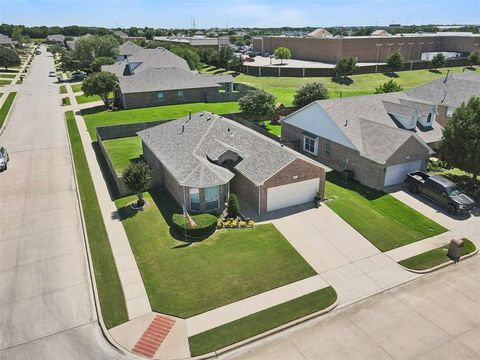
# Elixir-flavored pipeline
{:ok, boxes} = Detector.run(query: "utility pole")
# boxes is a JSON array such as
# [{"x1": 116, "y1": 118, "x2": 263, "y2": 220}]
[
  {"x1": 387, "y1": 43, "x2": 394, "y2": 57},
  {"x1": 408, "y1": 42, "x2": 414, "y2": 70},
  {"x1": 375, "y1": 43, "x2": 383, "y2": 73},
  {"x1": 415, "y1": 42, "x2": 425, "y2": 69},
  {"x1": 398, "y1": 42, "x2": 404, "y2": 56}
]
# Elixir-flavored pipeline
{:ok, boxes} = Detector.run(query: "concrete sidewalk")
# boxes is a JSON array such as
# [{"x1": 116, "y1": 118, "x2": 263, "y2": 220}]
[
  {"x1": 65, "y1": 83, "x2": 151, "y2": 320},
  {"x1": 187, "y1": 275, "x2": 329, "y2": 336}
]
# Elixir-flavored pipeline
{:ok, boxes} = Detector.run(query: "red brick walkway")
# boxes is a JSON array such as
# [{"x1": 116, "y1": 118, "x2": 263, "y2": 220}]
[{"x1": 132, "y1": 315, "x2": 176, "y2": 358}]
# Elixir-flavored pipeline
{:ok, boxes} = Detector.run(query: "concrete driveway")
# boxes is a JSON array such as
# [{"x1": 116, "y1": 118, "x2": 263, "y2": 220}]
[
  {"x1": 0, "y1": 48, "x2": 126, "y2": 359},
  {"x1": 272, "y1": 205, "x2": 418, "y2": 306}
]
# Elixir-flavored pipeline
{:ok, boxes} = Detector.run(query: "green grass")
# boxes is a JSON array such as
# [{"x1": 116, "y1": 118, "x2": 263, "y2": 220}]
[
  {"x1": 189, "y1": 287, "x2": 337, "y2": 356},
  {"x1": 399, "y1": 239, "x2": 476, "y2": 271},
  {"x1": 115, "y1": 191, "x2": 316, "y2": 318},
  {"x1": 59, "y1": 84, "x2": 67, "y2": 94},
  {"x1": 325, "y1": 172, "x2": 447, "y2": 252},
  {"x1": 264, "y1": 120, "x2": 281, "y2": 137},
  {"x1": 83, "y1": 101, "x2": 240, "y2": 140},
  {"x1": 62, "y1": 97, "x2": 71, "y2": 106},
  {"x1": 65, "y1": 111, "x2": 128, "y2": 329},
  {"x1": 235, "y1": 66, "x2": 471, "y2": 106},
  {"x1": 0, "y1": 92, "x2": 16, "y2": 128},
  {"x1": 71, "y1": 83, "x2": 83, "y2": 93},
  {"x1": 16, "y1": 80, "x2": 22, "y2": 85},
  {"x1": 0, "y1": 79, "x2": 11, "y2": 86},
  {"x1": 75, "y1": 93, "x2": 111, "y2": 105},
  {"x1": 429, "y1": 166, "x2": 480, "y2": 204},
  {"x1": 102, "y1": 136, "x2": 143, "y2": 174},
  {"x1": 0, "y1": 74, "x2": 16, "y2": 79}
]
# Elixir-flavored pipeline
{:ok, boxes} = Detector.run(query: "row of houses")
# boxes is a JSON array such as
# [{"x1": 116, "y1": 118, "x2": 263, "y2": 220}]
[{"x1": 133, "y1": 72, "x2": 480, "y2": 215}]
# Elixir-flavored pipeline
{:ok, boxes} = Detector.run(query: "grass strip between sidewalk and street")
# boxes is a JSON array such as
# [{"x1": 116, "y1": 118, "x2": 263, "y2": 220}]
[
  {"x1": 0, "y1": 92, "x2": 17, "y2": 129},
  {"x1": 59, "y1": 84, "x2": 67, "y2": 94},
  {"x1": 399, "y1": 239, "x2": 476, "y2": 271},
  {"x1": 188, "y1": 287, "x2": 337, "y2": 356},
  {"x1": 65, "y1": 111, "x2": 128, "y2": 329}
]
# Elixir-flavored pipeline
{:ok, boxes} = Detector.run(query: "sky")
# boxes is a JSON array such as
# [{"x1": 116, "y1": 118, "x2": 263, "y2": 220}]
[{"x1": 0, "y1": 0, "x2": 479, "y2": 29}]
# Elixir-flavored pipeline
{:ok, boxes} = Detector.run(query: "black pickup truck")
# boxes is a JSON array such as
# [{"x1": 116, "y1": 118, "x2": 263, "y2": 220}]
[{"x1": 405, "y1": 171, "x2": 475, "y2": 214}]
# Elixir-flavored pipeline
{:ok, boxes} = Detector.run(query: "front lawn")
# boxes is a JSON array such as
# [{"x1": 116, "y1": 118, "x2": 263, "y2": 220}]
[
  {"x1": 65, "y1": 111, "x2": 128, "y2": 329},
  {"x1": 76, "y1": 93, "x2": 112, "y2": 105},
  {"x1": 59, "y1": 84, "x2": 67, "y2": 94},
  {"x1": 71, "y1": 83, "x2": 83, "y2": 93},
  {"x1": 325, "y1": 172, "x2": 447, "y2": 252},
  {"x1": 82, "y1": 101, "x2": 240, "y2": 140},
  {"x1": 188, "y1": 287, "x2": 337, "y2": 356},
  {"x1": 0, "y1": 74, "x2": 16, "y2": 79},
  {"x1": 115, "y1": 191, "x2": 316, "y2": 318},
  {"x1": 399, "y1": 239, "x2": 476, "y2": 271},
  {"x1": 102, "y1": 136, "x2": 143, "y2": 174},
  {"x1": 0, "y1": 79, "x2": 11, "y2": 86}
]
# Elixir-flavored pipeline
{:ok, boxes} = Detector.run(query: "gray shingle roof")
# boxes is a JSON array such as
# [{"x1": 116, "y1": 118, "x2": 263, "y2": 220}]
[
  {"x1": 114, "y1": 30, "x2": 128, "y2": 38},
  {"x1": 46, "y1": 34, "x2": 65, "y2": 42},
  {"x1": 406, "y1": 73, "x2": 480, "y2": 109},
  {"x1": 0, "y1": 33, "x2": 13, "y2": 45},
  {"x1": 382, "y1": 101, "x2": 416, "y2": 119},
  {"x1": 138, "y1": 112, "x2": 328, "y2": 188},
  {"x1": 118, "y1": 67, "x2": 231, "y2": 93},
  {"x1": 118, "y1": 41, "x2": 143, "y2": 56}
]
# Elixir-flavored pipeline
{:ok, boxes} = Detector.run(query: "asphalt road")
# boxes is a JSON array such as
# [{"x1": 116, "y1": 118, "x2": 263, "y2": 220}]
[{"x1": 0, "y1": 48, "x2": 126, "y2": 359}]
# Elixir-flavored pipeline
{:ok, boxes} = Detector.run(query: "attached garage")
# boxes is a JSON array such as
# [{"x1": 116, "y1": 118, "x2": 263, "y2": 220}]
[
  {"x1": 266, "y1": 178, "x2": 320, "y2": 212},
  {"x1": 384, "y1": 160, "x2": 423, "y2": 187}
]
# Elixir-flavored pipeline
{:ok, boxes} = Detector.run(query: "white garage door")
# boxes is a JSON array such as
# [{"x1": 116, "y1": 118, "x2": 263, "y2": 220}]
[
  {"x1": 384, "y1": 160, "x2": 423, "y2": 187},
  {"x1": 267, "y1": 178, "x2": 319, "y2": 212}
]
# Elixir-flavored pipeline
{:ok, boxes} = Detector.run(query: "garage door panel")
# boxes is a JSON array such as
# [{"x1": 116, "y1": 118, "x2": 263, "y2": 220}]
[
  {"x1": 384, "y1": 160, "x2": 422, "y2": 187},
  {"x1": 267, "y1": 178, "x2": 319, "y2": 212}
]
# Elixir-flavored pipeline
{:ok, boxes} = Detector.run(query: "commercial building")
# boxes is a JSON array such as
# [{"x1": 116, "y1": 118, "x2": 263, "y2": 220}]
[{"x1": 153, "y1": 35, "x2": 230, "y2": 50}]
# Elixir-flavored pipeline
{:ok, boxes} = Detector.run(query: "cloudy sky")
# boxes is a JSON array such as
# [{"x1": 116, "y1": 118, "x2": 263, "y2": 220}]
[{"x1": 1, "y1": 0, "x2": 479, "y2": 28}]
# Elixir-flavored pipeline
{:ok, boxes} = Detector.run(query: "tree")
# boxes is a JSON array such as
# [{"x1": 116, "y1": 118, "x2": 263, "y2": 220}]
[
  {"x1": 81, "y1": 71, "x2": 118, "y2": 107},
  {"x1": 334, "y1": 57, "x2": 358, "y2": 78},
  {"x1": 293, "y1": 82, "x2": 329, "y2": 108},
  {"x1": 375, "y1": 79, "x2": 403, "y2": 93},
  {"x1": 468, "y1": 49, "x2": 480, "y2": 68},
  {"x1": 238, "y1": 90, "x2": 276, "y2": 117},
  {"x1": 218, "y1": 46, "x2": 234, "y2": 69},
  {"x1": 274, "y1": 47, "x2": 291, "y2": 64},
  {"x1": 227, "y1": 193, "x2": 239, "y2": 218},
  {"x1": 122, "y1": 162, "x2": 152, "y2": 207},
  {"x1": 73, "y1": 35, "x2": 119, "y2": 68},
  {"x1": 90, "y1": 56, "x2": 115, "y2": 72},
  {"x1": 59, "y1": 51, "x2": 81, "y2": 72},
  {"x1": 49, "y1": 43, "x2": 63, "y2": 56},
  {"x1": 0, "y1": 47, "x2": 21, "y2": 70},
  {"x1": 385, "y1": 50, "x2": 405, "y2": 73},
  {"x1": 440, "y1": 96, "x2": 480, "y2": 184},
  {"x1": 170, "y1": 45, "x2": 201, "y2": 70},
  {"x1": 431, "y1": 53, "x2": 446, "y2": 71},
  {"x1": 229, "y1": 56, "x2": 244, "y2": 73}
]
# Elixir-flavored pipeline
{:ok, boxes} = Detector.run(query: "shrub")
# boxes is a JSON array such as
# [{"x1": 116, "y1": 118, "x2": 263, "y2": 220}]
[
  {"x1": 172, "y1": 213, "x2": 218, "y2": 238},
  {"x1": 238, "y1": 89, "x2": 276, "y2": 117},
  {"x1": 293, "y1": 82, "x2": 329, "y2": 108},
  {"x1": 375, "y1": 79, "x2": 403, "y2": 93},
  {"x1": 228, "y1": 193, "x2": 240, "y2": 218}
]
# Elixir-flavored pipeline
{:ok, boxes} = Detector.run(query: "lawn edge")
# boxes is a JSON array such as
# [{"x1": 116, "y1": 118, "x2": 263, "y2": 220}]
[
  {"x1": 0, "y1": 91, "x2": 17, "y2": 136},
  {"x1": 399, "y1": 247, "x2": 478, "y2": 274},
  {"x1": 189, "y1": 288, "x2": 338, "y2": 359}
]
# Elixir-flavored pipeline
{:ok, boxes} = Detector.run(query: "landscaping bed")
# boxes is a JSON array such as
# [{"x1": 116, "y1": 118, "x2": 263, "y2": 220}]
[
  {"x1": 325, "y1": 172, "x2": 447, "y2": 252},
  {"x1": 115, "y1": 190, "x2": 316, "y2": 318},
  {"x1": 65, "y1": 111, "x2": 128, "y2": 328},
  {"x1": 399, "y1": 239, "x2": 476, "y2": 271},
  {"x1": 188, "y1": 286, "x2": 337, "y2": 356}
]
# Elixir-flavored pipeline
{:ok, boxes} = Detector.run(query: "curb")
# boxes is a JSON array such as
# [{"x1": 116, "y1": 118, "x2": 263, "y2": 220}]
[
  {"x1": 399, "y1": 248, "x2": 479, "y2": 274},
  {"x1": 0, "y1": 92, "x2": 18, "y2": 137}
]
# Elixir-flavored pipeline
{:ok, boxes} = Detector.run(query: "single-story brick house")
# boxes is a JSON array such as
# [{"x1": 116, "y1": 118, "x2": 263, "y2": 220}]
[
  {"x1": 281, "y1": 93, "x2": 435, "y2": 189},
  {"x1": 103, "y1": 48, "x2": 234, "y2": 109},
  {"x1": 137, "y1": 112, "x2": 330, "y2": 214}
]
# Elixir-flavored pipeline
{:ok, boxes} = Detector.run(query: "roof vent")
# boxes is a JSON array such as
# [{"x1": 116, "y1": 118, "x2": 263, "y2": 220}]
[
  {"x1": 441, "y1": 90, "x2": 447, "y2": 103},
  {"x1": 344, "y1": 120, "x2": 348, "y2": 127}
]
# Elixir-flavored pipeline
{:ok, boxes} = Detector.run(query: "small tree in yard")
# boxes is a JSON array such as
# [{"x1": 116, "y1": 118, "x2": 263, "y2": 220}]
[
  {"x1": 431, "y1": 53, "x2": 446, "y2": 71},
  {"x1": 227, "y1": 194, "x2": 240, "y2": 218},
  {"x1": 81, "y1": 71, "x2": 118, "y2": 107},
  {"x1": 334, "y1": 57, "x2": 358, "y2": 79},
  {"x1": 239, "y1": 90, "x2": 276, "y2": 118},
  {"x1": 468, "y1": 49, "x2": 480, "y2": 68},
  {"x1": 90, "y1": 56, "x2": 115, "y2": 72},
  {"x1": 0, "y1": 47, "x2": 21, "y2": 70},
  {"x1": 274, "y1": 47, "x2": 291, "y2": 64},
  {"x1": 440, "y1": 96, "x2": 480, "y2": 185},
  {"x1": 375, "y1": 79, "x2": 403, "y2": 94},
  {"x1": 293, "y1": 82, "x2": 329, "y2": 108},
  {"x1": 123, "y1": 162, "x2": 152, "y2": 207},
  {"x1": 386, "y1": 50, "x2": 405, "y2": 74}
]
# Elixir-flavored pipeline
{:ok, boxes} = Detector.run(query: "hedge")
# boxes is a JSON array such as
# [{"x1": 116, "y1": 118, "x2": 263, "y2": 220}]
[{"x1": 172, "y1": 213, "x2": 218, "y2": 238}]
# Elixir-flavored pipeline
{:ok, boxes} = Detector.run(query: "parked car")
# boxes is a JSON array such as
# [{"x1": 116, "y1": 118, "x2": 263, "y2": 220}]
[
  {"x1": 71, "y1": 71, "x2": 86, "y2": 80},
  {"x1": 48, "y1": 71, "x2": 56, "y2": 77},
  {"x1": 35, "y1": 50, "x2": 41, "y2": 55},
  {"x1": 0, "y1": 146, "x2": 9, "y2": 171},
  {"x1": 405, "y1": 171, "x2": 475, "y2": 214}
]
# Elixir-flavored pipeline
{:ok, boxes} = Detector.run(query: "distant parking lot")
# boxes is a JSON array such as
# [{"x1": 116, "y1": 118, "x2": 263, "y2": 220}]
[{"x1": 243, "y1": 55, "x2": 381, "y2": 68}]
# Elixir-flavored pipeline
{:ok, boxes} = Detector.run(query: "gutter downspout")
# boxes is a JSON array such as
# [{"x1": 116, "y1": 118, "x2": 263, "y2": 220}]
[{"x1": 258, "y1": 186, "x2": 261, "y2": 215}]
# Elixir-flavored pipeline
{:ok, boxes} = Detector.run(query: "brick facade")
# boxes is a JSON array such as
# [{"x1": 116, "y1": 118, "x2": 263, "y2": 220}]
[
  {"x1": 254, "y1": 35, "x2": 478, "y2": 63},
  {"x1": 120, "y1": 87, "x2": 220, "y2": 109},
  {"x1": 281, "y1": 122, "x2": 429, "y2": 190}
]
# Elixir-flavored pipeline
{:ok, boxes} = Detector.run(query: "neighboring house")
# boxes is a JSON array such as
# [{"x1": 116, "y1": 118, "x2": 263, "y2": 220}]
[
  {"x1": 138, "y1": 112, "x2": 330, "y2": 214},
  {"x1": 102, "y1": 48, "x2": 235, "y2": 109},
  {"x1": 116, "y1": 41, "x2": 143, "y2": 61},
  {"x1": 371, "y1": 29, "x2": 391, "y2": 37},
  {"x1": 307, "y1": 28, "x2": 333, "y2": 38},
  {"x1": 406, "y1": 72, "x2": 480, "y2": 124},
  {"x1": 281, "y1": 93, "x2": 435, "y2": 189},
  {"x1": 0, "y1": 33, "x2": 16, "y2": 47},
  {"x1": 46, "y1": 34, "x2": 65, "y2": 43},
  {"x1": 113, "y1": 30, "x2": 146, "y2": 43}
]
